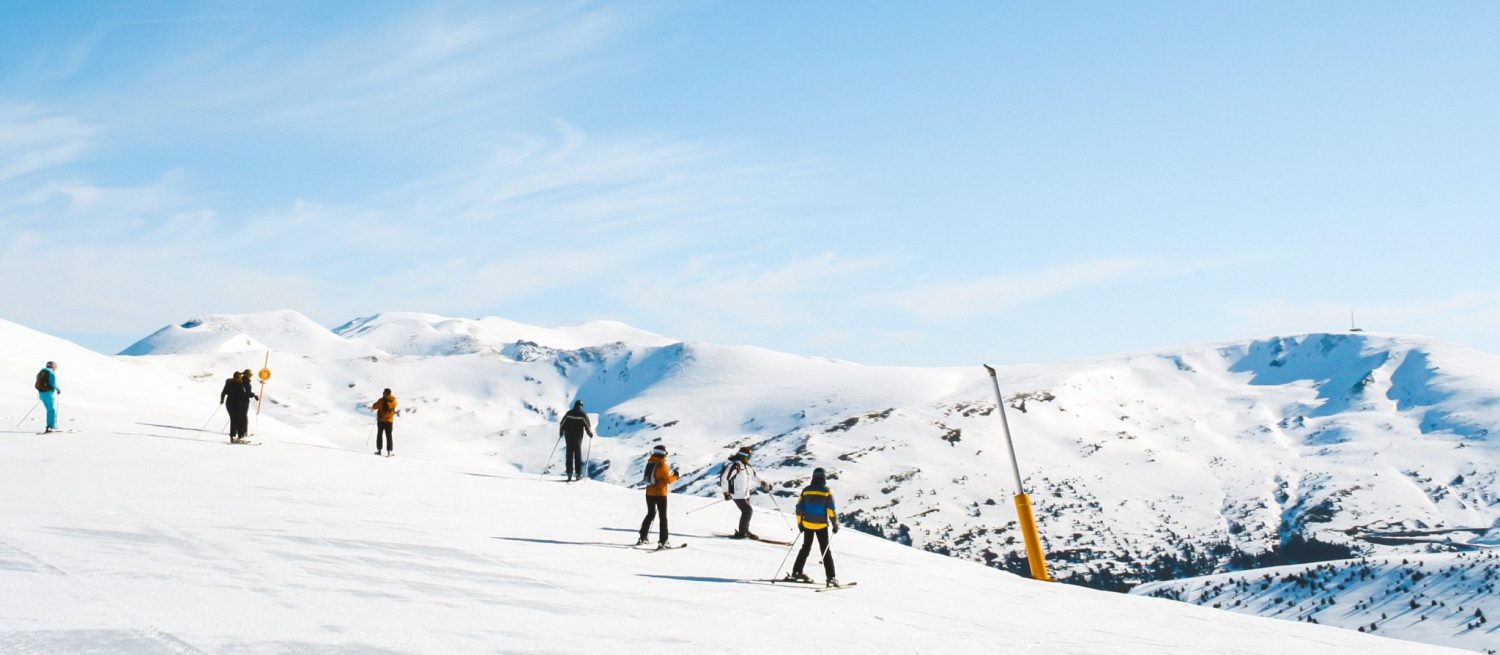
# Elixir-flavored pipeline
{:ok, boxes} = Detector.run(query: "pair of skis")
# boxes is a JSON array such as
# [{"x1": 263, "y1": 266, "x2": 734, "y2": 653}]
[
  {"x1": 714, "y1": 533, "x2": 794, "y2": 546},
  {"x1": 634, "y1": 542, "x2": 687, "y2": 552},
  {"x1": 754, "y1": 578, "x2": 859, "y2": 592}
]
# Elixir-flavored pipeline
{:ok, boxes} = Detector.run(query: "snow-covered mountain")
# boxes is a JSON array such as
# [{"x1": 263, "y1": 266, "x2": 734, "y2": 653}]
[
  {"x1": 332, "y1": 312, "x2": 676, "y2": 356},
  {"x1": 1134, "y1": 552, "x2": 1500, "y2": 653},
  {"x1": 17, "y1": 310, "x2": 1500, "y2": 651},
  {"x1": 120, "y1": 310, "x2": 382, "y2": 359},
  {"x1": 0, "y1": 317, "x2": 1466, "y2": 652}
]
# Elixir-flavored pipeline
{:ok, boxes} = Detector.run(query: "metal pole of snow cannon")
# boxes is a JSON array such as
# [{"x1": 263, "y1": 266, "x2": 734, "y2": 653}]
[
  {"x1": 15, "y1": 401, "x2": 40, "y2": 427},
  {"x1": 983, "y1": 364, "x2": 1052, "y2": 582},
  {"x1": 255, "y1": 354, "x2": 271, "y2": 416}
]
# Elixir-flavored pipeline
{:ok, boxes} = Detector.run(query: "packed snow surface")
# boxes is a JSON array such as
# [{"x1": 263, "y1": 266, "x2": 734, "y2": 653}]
[{"x1": 0, "y1": 432, "x2": 1464, "y2": 653}]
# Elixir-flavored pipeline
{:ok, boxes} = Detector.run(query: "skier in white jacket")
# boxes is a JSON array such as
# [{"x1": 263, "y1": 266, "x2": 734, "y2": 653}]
[{"x1": 718, "y1": 446, "x2": 771, "y2": 539}]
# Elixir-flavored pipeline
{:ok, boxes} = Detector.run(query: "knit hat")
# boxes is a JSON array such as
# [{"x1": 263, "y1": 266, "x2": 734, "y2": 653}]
[
  {"x1": 811, "y1": 467, "x2": 827, "y2": 484},
  {"x1": 735, "y1": 446, "x2": 753, "y2": 461},
  {"x1": 652, "y1": 445, "x2": 667, "y2": 456},
  {"x1": 574, "y1": 400, "x2": 584, "y2": 409}
]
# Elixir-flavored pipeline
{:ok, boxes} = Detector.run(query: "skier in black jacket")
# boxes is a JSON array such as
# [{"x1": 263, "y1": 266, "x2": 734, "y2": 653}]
[
  {"x1": 241, "y1": 369, "x2": 256, "y2": 408},
  {"x1": 558, "y1": 400, "x2": 594, "y2": 481},
  {"x1": 219, "y1": 371, "x2": 257, "y2": 443}
]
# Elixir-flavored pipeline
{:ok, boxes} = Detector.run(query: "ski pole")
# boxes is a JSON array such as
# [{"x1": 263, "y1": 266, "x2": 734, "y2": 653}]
[
  {"x1": 365, "y1": 424, "x2": 376, "y2": 449},
  {"x1": 537, "y1": 436, "x2": 562, "y2": 481},
  {"x1": 766, "y1": 491, "x2": 795, "y2": 533},
  {"x1": 687, "y1": 498, "x2": 727, "y2": 515},
  {"x1": 198, "y1": 403, "x2": 222, "y2": 433},
  {"x1": 772, "y1": 534, "x2": 801, "y2": 582},
  {"x1": 15, "y1": 401, "x2": 40, "y2": 427},
  {"x1": 817, "y1": 527, "x2": 835, "y2": 566},
  {"x1": 583, "y1": 435, "x2": 593, "y2": 480}
]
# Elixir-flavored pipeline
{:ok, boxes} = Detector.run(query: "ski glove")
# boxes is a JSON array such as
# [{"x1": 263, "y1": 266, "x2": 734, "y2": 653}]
[
  {"x1": 833, "y1": 524, "x2": 840, "y2": 534},
  {"x1": 760, "y1": 481, "x2": 771, "y2": 492},
  {"x1": 723, "y1": 492, "x2": 731, "y2": 501}
]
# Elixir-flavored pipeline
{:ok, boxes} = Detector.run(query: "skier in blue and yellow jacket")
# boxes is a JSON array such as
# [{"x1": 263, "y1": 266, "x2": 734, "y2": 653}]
[{"x1": 787, "y1": 467, "x2": 841, "y2": 587}]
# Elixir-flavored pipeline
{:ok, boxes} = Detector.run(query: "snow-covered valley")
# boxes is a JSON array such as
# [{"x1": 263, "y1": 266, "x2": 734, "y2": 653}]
[
  {"x1": 3, "y1": 310, "x2": 1498, "y2": 652},
  {"x1": 1135, "y1": 551, "x2": 1500, "y2": 653}
]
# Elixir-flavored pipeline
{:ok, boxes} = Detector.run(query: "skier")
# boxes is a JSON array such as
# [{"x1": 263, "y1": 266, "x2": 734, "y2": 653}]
[
  {"x1": 558, "y1": 400, "x2": 594, "y2": 482},
  {"x1": 786, "y1": 467, "x2": 841, "y2": 587},
  {"x1": 219, "y1": 371, "x2": 256, "y2": 443},
  {"x1": 241, "y1": 369, "x2": 257, "y2": 410},
  {"x1": 371, "y1": 388, "x2": 397, "y2": 456},
  {"x1": 637, "y1": 444, "x2": 679, "y2": 548},
  {"x1": 718, "y1": 446, "x2": 771, "y2": 539},
  {"x1": 34, "y1": 361, "x2": 60, "y2": 433}
]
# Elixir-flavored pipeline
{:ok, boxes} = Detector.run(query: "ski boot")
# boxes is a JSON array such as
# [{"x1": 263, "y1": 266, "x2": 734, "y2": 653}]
[
  {"x1": 783, "y1": 572, "x2": 812, "y2": 583},
  {"x1": 826, "y1": 578, "x2": 841, "y2": 588},
  {"x1": 636, "y1": 537, "x2": 649, "y2": 546}
]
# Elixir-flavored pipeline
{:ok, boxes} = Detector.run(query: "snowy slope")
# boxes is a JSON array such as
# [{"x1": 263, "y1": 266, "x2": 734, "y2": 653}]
[
  {"x1": 120, "y1": 311, "x2": 381, "y2": 358},
  {"x1": 0, "y1": 429, "x2": 1466, "y2": 653},
  {"x1": 1134, "y1": 552, "x2": 1500, "y2": 653},
  {"x1": 19, "y1": 312, "x2": 1500, "y2": 651},
  {"x1": 0, "y1": 318, "x2": 338, "y2": 448},
  {"x1": 112, "y1": 316, "x2": 1500, "y2": 591}
]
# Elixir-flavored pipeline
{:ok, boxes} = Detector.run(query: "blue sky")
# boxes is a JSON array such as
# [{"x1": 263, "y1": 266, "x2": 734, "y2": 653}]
[{"x1": 2, "y1": 1, "x2": 1498, "y2": 365}]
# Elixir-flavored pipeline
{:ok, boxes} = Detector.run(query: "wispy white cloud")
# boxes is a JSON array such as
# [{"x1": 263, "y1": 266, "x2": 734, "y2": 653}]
[
  {"x1": 0, "y1": 105, "x2": 95, "y2": 183},
  {"x1": 0, "y1": 107, "x2": 807, "y2": 341},
  {"x1": 1229, "y1": 292, "x2": 1500, "y2": 335},
  {"x1": 615, "y1": 253, "x2": 893, "y2": 343},
  {"x1": 887, "y1": 258, "x2": 1146, "y2": 321},
  {"x1": 107, "y1": 4, "x2": 635, "y2": 135}
]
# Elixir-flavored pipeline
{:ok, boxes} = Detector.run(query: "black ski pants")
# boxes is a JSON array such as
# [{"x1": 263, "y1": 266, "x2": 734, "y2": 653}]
[
  {"x1": 734, "y1": 499, "x2": 754, "y2": 535},
  {"x1": 639, "y1": 494, "x2": 668, "y2": 543},
  {"x1": 376, "y1": 421, "x2": 393, "y2": 452},
  {"x1": 227, "y1": 401, "x2": 249, "y2": 438},
  {"x1": 564, "y1": 436, "x2": 585, "y2": 479},
  {"x1": 793, "y1": 526, "x2": 836, "y2": 579}
]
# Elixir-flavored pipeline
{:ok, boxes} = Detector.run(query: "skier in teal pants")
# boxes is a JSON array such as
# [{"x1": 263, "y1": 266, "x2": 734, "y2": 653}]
[{"x1": 35, "y1": 361, "x2": 60, "y2": 433}]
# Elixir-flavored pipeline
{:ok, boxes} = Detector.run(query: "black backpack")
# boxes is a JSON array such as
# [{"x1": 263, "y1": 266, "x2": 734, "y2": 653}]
[{"x1": 34, "y1": 370, "x2": 52, "y2": 392}]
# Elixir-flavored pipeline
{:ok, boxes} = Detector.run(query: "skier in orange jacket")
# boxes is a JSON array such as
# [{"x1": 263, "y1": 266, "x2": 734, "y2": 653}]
[
  {"x1": 372, "y1": 389, "x2": 397, "y2": 456},
  {"x1": 637, "y1": 444, "x2": 680, "y2": 549}
]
